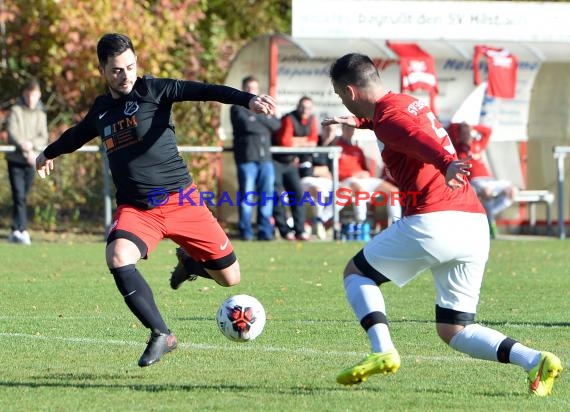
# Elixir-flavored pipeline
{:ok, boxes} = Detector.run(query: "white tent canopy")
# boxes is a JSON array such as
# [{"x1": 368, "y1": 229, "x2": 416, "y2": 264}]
[{"x1": 280, "y1": 36, "x2": 570, "y2": 62}]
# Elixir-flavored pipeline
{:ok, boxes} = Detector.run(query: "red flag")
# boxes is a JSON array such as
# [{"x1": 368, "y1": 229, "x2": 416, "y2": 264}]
[
  {"x1": 387, "y1": 41, "x2": 439, "y2": 112},
  {"x1": 473, "y1": 45, "x2": 518, "y2": 99}
]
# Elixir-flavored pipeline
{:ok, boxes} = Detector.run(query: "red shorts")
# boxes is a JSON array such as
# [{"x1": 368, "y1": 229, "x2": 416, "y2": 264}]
[{"x1": 108, "y1": 183, "x2": 234, "y2": 267}]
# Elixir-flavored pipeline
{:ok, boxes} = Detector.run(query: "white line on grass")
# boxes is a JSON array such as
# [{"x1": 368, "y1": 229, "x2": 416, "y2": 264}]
[
  {"x1": 0, "y1": 332, "x2": 475, "y2": 362},
  {"x1": 0, "y1": 315, "x2": 562, "y2": 329}
]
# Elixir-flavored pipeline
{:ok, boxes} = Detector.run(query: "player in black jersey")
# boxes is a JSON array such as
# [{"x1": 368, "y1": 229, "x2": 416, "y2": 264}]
[{"x1": 35, "y1": 33, "x2": 276, "y2": 367}]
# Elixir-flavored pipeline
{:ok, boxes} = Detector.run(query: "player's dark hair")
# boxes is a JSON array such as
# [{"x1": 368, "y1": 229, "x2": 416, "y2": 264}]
[
  {"x1": 241, "y1": 75, "x2": 258, "y2": 88},
  {"x1": 97, "y1": 33, "x2": 135, "y2": 66},
  {"x1": 329, "y1": 53, "x2": 380, "y2": 88}
]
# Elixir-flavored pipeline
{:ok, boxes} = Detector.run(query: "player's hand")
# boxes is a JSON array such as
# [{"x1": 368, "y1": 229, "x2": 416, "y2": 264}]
[
  {"x1": 445, "y1": 158, "x2": 471, "y2": 189},
  {"x1": 249, "y1": 94, "x2": 276, "y2": 115},
  {"x1": 36, "y1": 151, "x2": 54, "y2": 179},
  {"x1": 321, "y1": 115, "x2": 357, "y2": 127}
]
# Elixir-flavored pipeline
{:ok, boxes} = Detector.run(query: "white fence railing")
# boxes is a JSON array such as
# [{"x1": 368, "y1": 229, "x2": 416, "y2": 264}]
[
  {"x1": 5, "y1": 144, "x2": 567, "y2": 239},
  {"x1": 1, "y1": 145, "x2": 344, "y2": 239}
]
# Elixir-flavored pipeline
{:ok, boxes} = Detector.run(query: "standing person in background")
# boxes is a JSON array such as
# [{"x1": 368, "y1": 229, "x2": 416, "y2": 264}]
[
  {"x1": 322, "y1": 53, "x2": 561, "y2": 396},
  {"x1": 447, "y1": 122, "x2": 518, "y2": 238},
  {"x1": 231, "y1": 75, "x2": 281, "y2": 241},
  {"x1": 6, "y1": 78, "x2": 49, "y2": 245},
  {"x1": 272, "y1": 96, "x2": 318, "y2": 241},
  {"x1": 35, "y1": 33, "x2": 276, "y2": 368}
]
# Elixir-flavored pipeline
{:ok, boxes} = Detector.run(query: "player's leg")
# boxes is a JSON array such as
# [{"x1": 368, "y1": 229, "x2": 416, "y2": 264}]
[
  {"x1": 432, "y1": 212, "x2": 562, "y2": 396},
  {"x1": 336, "y1": 254, "x2": 401, "y2": 385},
  {"x1": 336, "y1": 219, "x2": 433, "y2": 385},
  {"x1": 436, "y1": 294, "x2": 563, "y2": 396},
  {"x1": 167, "y1": 185, "x2": 241, "y2": 288},
  {"x1": 106, "y1": 205, "x2": 176, "y2": 367}
]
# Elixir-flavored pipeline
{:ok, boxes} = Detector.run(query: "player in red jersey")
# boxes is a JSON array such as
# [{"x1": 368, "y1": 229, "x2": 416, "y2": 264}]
[{"x1": 322, "y1": 53, "x2": 561, "y2": 396}]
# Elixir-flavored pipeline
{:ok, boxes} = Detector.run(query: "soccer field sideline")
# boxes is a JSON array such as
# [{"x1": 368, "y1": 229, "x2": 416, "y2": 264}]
[{"x1": 3, "y1": 332, "x2": 568, "y2": 370}]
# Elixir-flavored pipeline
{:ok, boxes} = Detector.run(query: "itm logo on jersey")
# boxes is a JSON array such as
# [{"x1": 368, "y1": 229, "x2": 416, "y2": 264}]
[{"x1": 102, "y1": 113, "x2": 140, "y2": 152}]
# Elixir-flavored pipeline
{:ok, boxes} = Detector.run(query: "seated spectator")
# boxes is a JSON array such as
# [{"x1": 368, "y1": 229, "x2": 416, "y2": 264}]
[
  {"x1": 272, "y1": 96, "x2": 318, "y2": 241},
  {"x1": 336, "y1": 124, "x2": 402, "y2": 227},
  {"x1": 447, "y1": 122, "x2": 518, "y2": 237},
  {"x1": 300, "y1": 123, "x2": 338, "y2": 239}
]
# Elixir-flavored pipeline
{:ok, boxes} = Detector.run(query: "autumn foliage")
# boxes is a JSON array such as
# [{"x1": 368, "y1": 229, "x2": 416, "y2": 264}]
[{"x1": 0, "y1": 0, "x2": 291, "y2": 231}]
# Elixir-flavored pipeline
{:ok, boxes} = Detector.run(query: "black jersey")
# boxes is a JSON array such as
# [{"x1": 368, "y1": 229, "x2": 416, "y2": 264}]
[{"x1": 44, "y1": 76, "x2": 254, "y2": 209}]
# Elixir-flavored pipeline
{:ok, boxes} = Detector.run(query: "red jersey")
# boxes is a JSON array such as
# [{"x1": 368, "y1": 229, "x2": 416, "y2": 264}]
[
  {"x1": 336, "y1": 138, "x2": 368, "y2": 181},
  {"x1": 473, "y1": 46, "x2": 518, "y2": 99},
  {"x1": 275, "y1": 115, "x2": 318, "y2": 147},
  {"x1": 354, "y1": 92, "x2": 484, "y2": 216}
]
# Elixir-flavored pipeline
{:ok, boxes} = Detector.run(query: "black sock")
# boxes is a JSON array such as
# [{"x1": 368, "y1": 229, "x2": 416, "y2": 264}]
[{"x1": 110, "y1": 265, "x2": 169, "y2": 334}]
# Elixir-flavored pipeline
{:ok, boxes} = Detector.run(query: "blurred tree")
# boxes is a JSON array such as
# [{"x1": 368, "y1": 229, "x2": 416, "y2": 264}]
[{"x1": 0, "y1": 0, "x2": 291, "y2": 232}]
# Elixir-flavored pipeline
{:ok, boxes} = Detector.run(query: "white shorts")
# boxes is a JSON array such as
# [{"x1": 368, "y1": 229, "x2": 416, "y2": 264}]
[
  {"x1": 341, "y1": 177, "x2": 385, "y2": 193},
  {"x1": 301, "y1": 176, "x2": 333, "y2": 193},
  {"x1": 361, "y1": 211, "x2": 489, "y2": 313}
]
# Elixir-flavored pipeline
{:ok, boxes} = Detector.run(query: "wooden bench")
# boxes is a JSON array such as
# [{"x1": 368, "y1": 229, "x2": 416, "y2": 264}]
[{"x1": 513, "y1": 190, "x2": 555, "y2": 234}]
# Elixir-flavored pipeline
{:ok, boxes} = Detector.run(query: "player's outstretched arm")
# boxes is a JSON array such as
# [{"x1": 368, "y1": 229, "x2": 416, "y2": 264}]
[
  {"x1": 321, "y1": 115, "x2": 357, "y2": 127},
  {"x1": 248, "y1": 94, "x2": 277, "y2": 115},
  {"x1": 36, "y1": 151, "x2": 54, "y2": 179}
]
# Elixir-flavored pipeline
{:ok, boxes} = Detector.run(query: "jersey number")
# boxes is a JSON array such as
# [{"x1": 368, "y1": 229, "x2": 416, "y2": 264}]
[{"x1": 427, "y1": 112, "x2": 455, "y2": 155}]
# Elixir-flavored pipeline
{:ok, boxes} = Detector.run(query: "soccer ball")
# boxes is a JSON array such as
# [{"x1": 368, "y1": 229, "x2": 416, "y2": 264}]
[{"x1": 216, "y1": 294, "x2": 266, "y2": 342}]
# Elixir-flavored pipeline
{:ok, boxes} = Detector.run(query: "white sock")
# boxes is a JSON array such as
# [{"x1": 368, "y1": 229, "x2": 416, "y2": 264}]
[
  {"x1": 509, "y1": 343, "x2": 542, "y2": 371},
  {"x1": 344, "y1": 274, "x2": 394, "y2": 352},
  {"x1": 449, "y1": 324, "x2": 542, "y2": 371},
  {"x1": 449, "y1": 324, "x2": 507, "y2": 361}
]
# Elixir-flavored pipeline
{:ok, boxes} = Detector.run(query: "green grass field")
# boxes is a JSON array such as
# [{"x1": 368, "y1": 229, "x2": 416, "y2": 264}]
[{"x1": 1, "y1": 238, "x2": 568, "y2": 411}]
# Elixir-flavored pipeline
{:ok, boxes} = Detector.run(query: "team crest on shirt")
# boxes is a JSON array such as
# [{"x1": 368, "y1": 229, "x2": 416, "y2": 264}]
[{"x1": 124, "y1": 101, "x2": 139, "y2": 116}]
